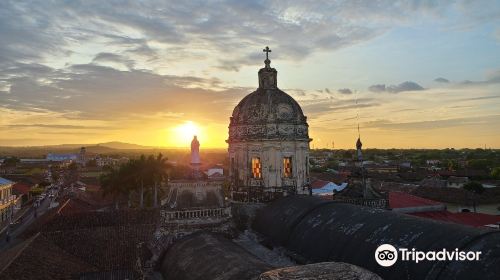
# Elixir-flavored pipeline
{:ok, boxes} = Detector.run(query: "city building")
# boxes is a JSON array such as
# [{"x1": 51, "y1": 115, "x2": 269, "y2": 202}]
[
  {"x1": 46, "y1": 146, "x2": 87, "y2": 165},
  {"x1": 447, "y1": 176, "x2": 469, "y2": 188},
  {"x1": 0, "y1": 177, "x2": 20, "y2": 223},
  {"x1": 228, "y1": 47, "x2": 311, "y2": 201},
  {"x1": 46, "y1": 153, "x2": 78, "y2": 162}
]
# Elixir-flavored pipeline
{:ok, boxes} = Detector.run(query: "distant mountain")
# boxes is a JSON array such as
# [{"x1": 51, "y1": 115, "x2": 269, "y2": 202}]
[
  {"x1": 96, "y1": 141, "x2": 154, "y2": 149},
  {"x1": 0, "y1": 141, "x2": 157, "y2": 157}
]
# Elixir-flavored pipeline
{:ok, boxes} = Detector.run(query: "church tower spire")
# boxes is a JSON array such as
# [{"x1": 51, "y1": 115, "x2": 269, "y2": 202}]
[{"x1": 258, "y1": 46, "x2": 277, "y2": 89}]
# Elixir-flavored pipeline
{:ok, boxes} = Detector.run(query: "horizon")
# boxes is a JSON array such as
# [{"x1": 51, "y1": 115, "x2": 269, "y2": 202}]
[
  {"x1": 0, "y1": 140, "x2": 498, "y2": 151},
  {"x1": 1, "y1": 1, "x2": 500, "y2": 148}
]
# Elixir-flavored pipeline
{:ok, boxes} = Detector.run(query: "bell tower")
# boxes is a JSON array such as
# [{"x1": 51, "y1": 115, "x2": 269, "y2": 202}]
[{"x1": 258, "y1": 46, "x2": 277, "y2": 89}]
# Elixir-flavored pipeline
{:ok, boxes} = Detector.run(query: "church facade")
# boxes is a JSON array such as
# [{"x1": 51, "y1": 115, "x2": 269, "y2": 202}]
[{"x1": 227, "y1": 47, "x2": 311, "y2": 201}]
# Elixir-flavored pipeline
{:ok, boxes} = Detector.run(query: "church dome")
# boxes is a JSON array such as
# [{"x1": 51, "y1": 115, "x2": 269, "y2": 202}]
[
  {"x1": 231, "y1": 88, "x2": 307, "y2": 125},
  {"x1": 228, "y1": 47, "x2": 309, "y2": 143}
]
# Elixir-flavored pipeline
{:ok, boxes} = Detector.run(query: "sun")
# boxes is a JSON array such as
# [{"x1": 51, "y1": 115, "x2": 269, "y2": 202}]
[{"x1": 173, "y1": 121, "x2": 201, "y2": 145}]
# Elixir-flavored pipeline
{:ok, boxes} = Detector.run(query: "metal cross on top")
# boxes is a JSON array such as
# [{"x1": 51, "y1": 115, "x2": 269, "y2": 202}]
[
  {"x1": 263, "y1": 46, "x2": 272, "y2": 60},
  {"x1": 263, "y1": 46, "x2": 272, "y2": 68}
]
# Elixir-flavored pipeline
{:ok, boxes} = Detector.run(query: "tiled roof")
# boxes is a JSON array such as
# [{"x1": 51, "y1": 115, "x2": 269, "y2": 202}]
[
  {"x1": 4, "y1": 209, "x2": 160, "y2": 279},
  {"x1": 12, "y1": 182, "x2": 32, "y2": 195},
  {"x1": 389, "y1": 191, "x2": 443, "y2": 209},
  {"x1": 310, "y1": 179, "x2": 330, "y2": 189},
  {"x1": 57, "y1": 198, "x2": 96, "y2": 215},
  {"x1": 0, "y1": 233, "x2": 97, "y2": 280},
  {"x1": 411, "y1": 211, "x2": 500, "y2": 228}
]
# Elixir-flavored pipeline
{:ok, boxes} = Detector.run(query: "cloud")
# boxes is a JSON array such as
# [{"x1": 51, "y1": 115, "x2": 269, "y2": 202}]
[
  {"x1": 3, "y1": 0, "x2": 491, "y2": 73},
  {"x1": 92, "y1": 53, "x2": 135, "y2": 70},
  {"x1": 460, "y1": 70, "x2": 500, "y2": 85},
  {"x1": 338, "y1": 88, "x2": 352, "y2": 94},
  {"x1": 0, "y1": 62, "x2": 247, "y2": 123},
  {"x1": 364, "y1": 115, "x2": 500, "y2": 131},
  {"x1": 2, "y1": 124, "x2": 112, "y2": 130},
  {"x1": 302, "y1": 97, "x2": 378, "y2": 116},
  {"x1": 434, "y1": 77, "x2": 449, "y2": 83},
  {"x1": 368, "y1": 84, "x2": 386, "y2": 92},
  {"x1": 368, "y1": 81, "x2": 425, "y2": 93},
  {"x1": 457, "y1": 95, "x2": 500, "y2": 102}
]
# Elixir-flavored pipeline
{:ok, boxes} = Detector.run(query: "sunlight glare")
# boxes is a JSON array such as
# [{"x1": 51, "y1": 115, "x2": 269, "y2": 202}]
[{"x1": 173, "y1": 121, "x2": 201, "y2": 146}]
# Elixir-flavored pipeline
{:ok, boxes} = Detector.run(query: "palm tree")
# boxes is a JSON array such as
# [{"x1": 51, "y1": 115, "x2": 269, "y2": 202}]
[
  {"x1": 101, "y1": 155, "x2": 169, "y2": 209},
  {"x1": 117, "y1": 160, "x2": 138, "y2": 208},
  {"x1": 134, "y1": 155, "x2": 149, "y2": 209},
  {"x1": 463, "y1": 181, "x2": 485, "y2": 212},
  {"x1": 151, "y1": 153, "x2": 170, "y2": 207},
  {"x1": 100, "y1": 168, "x2": 122, "y2": 210}
]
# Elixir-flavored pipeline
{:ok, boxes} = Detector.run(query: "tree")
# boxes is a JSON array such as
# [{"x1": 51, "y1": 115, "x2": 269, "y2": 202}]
[
  {"x1": 491, "y1": 167, "x2": 500, "y2": 179},
  {"x1": 100, "y1": 168, "x2": 124, "y2": 210},
  {"x1": 447, "y1": 159, "x2": 458, "y2": 171},
  {"x1": 463, "y1": 181, "x2": 485, "y2": 213},
  {"x1": 100, "y1": 153, "x2": 171, "y2": 209},
  {"x1": 134, "y1": 155, "x2": 149, "y2": 209},
  {"x1": 86, "y1": 159, "x2": 97, "y2": 167},
  {"x1": 149, "y1": 153, "x2": 170, "y2": 208},
  {"x1": 65, "y1": 162, "x2": 80, "y2": 186},
  {"x1": 468, "y1": 159, "x2": 491, "y2": 171},
  {"x1": 463, "y1": 181, "x2": 485, "y2": 194},
  {"x1": 3, "y1": 157, "x2": 20, "y2": 167},
  {"x1": 118, "y1": 160, "x2": 139, "y2": 208}
]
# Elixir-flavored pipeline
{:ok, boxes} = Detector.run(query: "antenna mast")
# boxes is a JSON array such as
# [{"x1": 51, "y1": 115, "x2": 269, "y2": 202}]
[{"x1": 355, "y1": 90, "x2": 367, "y2": 198}]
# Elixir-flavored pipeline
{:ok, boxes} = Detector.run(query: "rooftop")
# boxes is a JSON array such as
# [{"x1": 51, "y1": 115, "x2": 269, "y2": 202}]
[{"x1": 0, "y1": 177, "x2": 14, "y2": 186}]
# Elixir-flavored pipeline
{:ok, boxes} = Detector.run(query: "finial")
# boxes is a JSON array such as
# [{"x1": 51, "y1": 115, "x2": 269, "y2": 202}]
[{"x1": 263, "y1": 46, "x2": 271, "y2": 68}]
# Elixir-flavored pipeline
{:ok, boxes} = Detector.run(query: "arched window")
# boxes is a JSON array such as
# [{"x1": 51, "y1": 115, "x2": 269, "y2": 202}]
[
  {"x1": 283, "y1": 157, "x2": 292, "y2": 178},
  {"x1": 251, "y1": 157, "x2": 262, "y2": 179}
]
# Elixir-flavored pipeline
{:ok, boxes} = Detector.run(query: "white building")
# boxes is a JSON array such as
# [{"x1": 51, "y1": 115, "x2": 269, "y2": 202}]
[
  {"x1": 447, "y1": 176, "x2": 469, "y2": 188},
  {"x1": 227, "y1": 47, "x2": 311, "y2": 201},
  {"x1": 206, "y1": 166, "x2": 224, "y2": 178},
  {"x1": 311, "y1": 179, "x2": 348, "y2": 197}
]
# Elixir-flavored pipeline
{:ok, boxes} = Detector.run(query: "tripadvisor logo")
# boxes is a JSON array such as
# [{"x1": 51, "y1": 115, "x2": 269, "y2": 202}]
[
  {"x1": 375, "y1": 244, "x2": 398, "y2": 267},
  {"x1": 375, "y1": 244, "x2": 482, "y2": 267}
]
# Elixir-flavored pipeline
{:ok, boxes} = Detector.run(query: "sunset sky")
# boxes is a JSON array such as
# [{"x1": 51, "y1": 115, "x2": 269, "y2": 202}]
[{"x1": 1, "y1": 1, "x2": 499, "y2": 149}]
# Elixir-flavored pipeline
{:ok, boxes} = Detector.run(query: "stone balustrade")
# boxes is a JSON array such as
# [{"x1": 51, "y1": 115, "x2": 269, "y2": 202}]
[
  {"x1": 281, "y1": 178, "x2": 298, "y2": 188},
  {"x1": 249, "y1": 179, "x2": 263, "y2": 187},
  {"x1": 160, "y1": 207, "x2": 231, "y2": 221}
]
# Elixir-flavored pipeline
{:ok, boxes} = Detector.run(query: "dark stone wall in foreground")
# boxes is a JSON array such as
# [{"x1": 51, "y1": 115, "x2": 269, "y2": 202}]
[
  {"x1": 252, "y1": 195, "x2": 500, "y2": 280},
  {"x1": 160, "y1": 232, "x2": 273, "y2": 280},
  {"x1": 258, "y1": 262, "x2": 382, "y2": 280}
]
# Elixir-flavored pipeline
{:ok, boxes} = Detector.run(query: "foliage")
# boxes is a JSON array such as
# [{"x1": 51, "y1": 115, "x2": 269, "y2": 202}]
[
  {"x1": 86, "y1": 159, "x2": 97, "y2": 167},
  {"x1": 310, "y1": 166, "x2": 326, "y2": 173},
  {"x1": 463, "y1": 181, "x2": 485, "y2": 194},
  {"x1": 30, "y1": 187, "x2": 45, "y2": 196},
  {"x1": 468, "y1": 159, "x2": 492, "y2": 171},
  {"x1": 39, "y1": 181, "x2": 51, "y2": 187},
  {"x1": 169, "y1": 165, "x2": 192, "y2": 180},
  {"x1": 325, "y1": 160, "x2": 338, "y2": 169},
  {"x1": 99, "y1": 153, "x2": 171, "y2": 209},
  {"x1": 25, "y1": 167, "x2": 44, "y2": 176},
  {"x1": 51, "y1": 171, "x2": 60, "y2": 182},
  {"x1": 3, "y1": 156, "x2": 20, "y2": 167},
  {"x1": 68, "y1": 162, "x2": 78, "y2": 170},
  {"x1": 490, "y1": 167, "x2": 500, "y2": 179}
]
